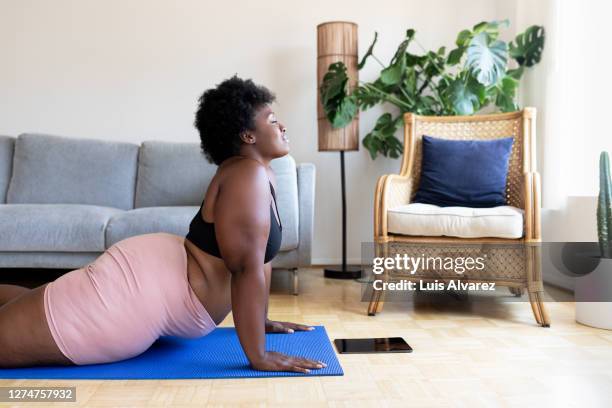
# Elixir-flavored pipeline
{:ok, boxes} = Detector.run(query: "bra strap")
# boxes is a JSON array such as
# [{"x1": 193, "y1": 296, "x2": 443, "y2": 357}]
[{"x1": 269, "y1": 182, "x2": 282, "y2": 229}]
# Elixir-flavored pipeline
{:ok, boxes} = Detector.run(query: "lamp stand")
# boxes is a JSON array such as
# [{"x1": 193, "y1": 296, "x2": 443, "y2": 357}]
[{"x1": 324, "y1": 151, "x2": 362, "y2": 279}]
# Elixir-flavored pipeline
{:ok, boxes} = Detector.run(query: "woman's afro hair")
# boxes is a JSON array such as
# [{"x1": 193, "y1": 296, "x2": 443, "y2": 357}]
[{"x1": 195, "y1": 75, "x2": 276, "y2": 165}]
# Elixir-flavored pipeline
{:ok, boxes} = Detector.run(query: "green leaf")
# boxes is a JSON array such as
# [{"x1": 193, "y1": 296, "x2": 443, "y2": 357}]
[
  {"x1": 506, "y1": 66, "x2": 524, "y2": 80},
  {"x1": 415, "y1": 95, "x2": 438, "y2": 115},
  {"x1": 456, "y1": 29, "x2": 472, "y2": 47},
  {"x1": 466, "y1": 32, "x2": 508, "y2": 86},
  {"x1": 354, "y1": 84, "x2": 382, "y2": 110},
  {"x1": 509, "y1": 25, "x2": 545, "y2": 67},
  {"x1": 447, "y1": 46, "x2": 465, "y2": 65},
  {"x1": 358, "y1": 31, "x2": 378, "y2": 70},
  {"x1": 319, "y1": 62, "x2": 357, "y2": 128},
  {"x1": 381, "y1": 54, "x2": 405, "y2": 85},
  {"x1": 402, "y1": 67, "x2": 417, "y2": 94},
  {"x1": 406, "y1": 52, "x2": 427, "y2": 67},
  {"x1": 389, "y1": 29, "x2": 415, "y2": 66},
  {"x1": 361, "y1": 114, "x2": 403, "y2": 159},
  {"x1": 379, "y1": 29, "x2": 416, "y2": 86},
  {"x1": 320, "y1": 62, "x2": 346, "y2": 103},
  {"x1": 387, "y1": 135, "x2": 403, "y2": 159},
  {"x1": 372, "y1": 113, "x2": 396, "y2": 137},
  {"x1": 424, "y1": 51, "x2": 444, "y2": 77},
  {"x1": 472, "y1": 21, "x2": 488, "y2": 33},
  {"x1": 495, "y1": 75, "x2": 519, "y2": 112},
  {"x1": 331, "y1": 95, "x2": 358, "y2": 127},
  {"x1": 362, "y1": 134, "x2": 379, "y2": 160},
  {"x1": 472, "y1": 19, "x2": 509, "y2": 41},
  {"x1": 444, "y1": 75, "x2": 485, "y2": 115}
]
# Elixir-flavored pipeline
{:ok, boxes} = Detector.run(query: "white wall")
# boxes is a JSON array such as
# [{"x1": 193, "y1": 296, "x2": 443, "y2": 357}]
[
  {"x1": 515, "y1": 0, "x2": 612, "y2": 244},
  {"x1": 1, "y1": 0, "x2": 543, "y2": 265}
]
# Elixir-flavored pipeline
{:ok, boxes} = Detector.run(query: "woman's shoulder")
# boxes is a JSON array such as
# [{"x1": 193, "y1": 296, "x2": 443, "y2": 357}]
[{"x1": 216, "y1": 157, "x2": 269, "y2": 195}]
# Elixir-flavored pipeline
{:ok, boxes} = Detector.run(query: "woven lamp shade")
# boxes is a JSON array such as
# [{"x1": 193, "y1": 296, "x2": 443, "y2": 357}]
[{"x1": 317, "y1": 21, "x2": 359, "y2": 151}]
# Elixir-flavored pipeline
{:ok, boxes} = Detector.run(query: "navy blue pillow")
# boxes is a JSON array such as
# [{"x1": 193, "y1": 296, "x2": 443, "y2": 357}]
[{"x1": 412, "y1": 135, "x2": 514, "y2": 208}]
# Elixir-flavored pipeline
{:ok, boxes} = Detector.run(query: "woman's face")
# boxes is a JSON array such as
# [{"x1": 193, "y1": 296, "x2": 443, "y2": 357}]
[{"x1": 250, "y1": 104, "x2": 289, "y2": 158}]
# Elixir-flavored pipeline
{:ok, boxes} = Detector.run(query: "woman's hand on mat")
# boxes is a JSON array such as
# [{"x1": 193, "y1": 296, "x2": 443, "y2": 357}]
[
  {"x1": 251, "y1": 351, "x2": 326, "y2": 373},
  {"x1": 265, "y1": 319, "x2": 314, "y2": 334}
]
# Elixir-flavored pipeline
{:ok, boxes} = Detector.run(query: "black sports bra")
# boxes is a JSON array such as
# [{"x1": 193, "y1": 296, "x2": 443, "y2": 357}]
[{"x1": 186, "y1": 181, "x2": 283, "y2": 263}]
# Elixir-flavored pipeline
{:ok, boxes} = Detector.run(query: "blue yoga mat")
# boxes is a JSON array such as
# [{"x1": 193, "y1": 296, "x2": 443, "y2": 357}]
[{"x1": 0, "y1": 325, "x2": 342, "y2": 380}]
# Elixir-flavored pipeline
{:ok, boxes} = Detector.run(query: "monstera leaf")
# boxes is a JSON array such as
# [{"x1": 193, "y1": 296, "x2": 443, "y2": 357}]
[
  {"x1": 509, "y1": 25, "x2": 545, "y2": 67},
  {"x1": 320, "y1": 62, "x2": 357, "y2": 128},
  {"x1": 380, "y1": 54, "x2": 405, "y2": 85},
  {"x1": 380, "y1": 30, "x2": 415, "y2": 86},
  {"x1": 466, "y1": 32, "x2": 508, "y2": 86},
  {"x1": 447, "y1": 46, "x2": 466, "y2": 65},
  {"x1": 455, "y1": 29, "x2": 472, "y2": 47},
  {"x1": 445, "y1": 75, "x2": 486, "y2": 115},
  {"x1": 472, "y1": 19, "x2": 509, "y2": 41},
  {"x1": 449, "y1": 20, "x2": 508, "y2": 67},
  {"x1": 362, "y1": 113, "x2": 403, "y2": 159},
  {"x1": 494, "y1": 75, "x2": 519, "y2": 112},
  {"x1": 332, "y1": 95, "x2": 358, "y2": 128}
]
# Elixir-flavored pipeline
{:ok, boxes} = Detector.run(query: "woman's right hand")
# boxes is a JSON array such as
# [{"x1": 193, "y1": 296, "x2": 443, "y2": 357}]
[{"x1": 251, "y1": 351, "x2": 327, "y2": 373}]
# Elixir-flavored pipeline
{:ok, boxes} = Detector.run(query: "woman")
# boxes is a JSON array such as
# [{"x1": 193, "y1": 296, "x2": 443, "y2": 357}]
[{"x1": 0, "y1": 76, "x2": 326, "y2": 374}]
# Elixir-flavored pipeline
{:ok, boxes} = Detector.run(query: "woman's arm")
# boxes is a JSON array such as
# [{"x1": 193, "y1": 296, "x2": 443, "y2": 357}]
[
  {"x1": 215, "y1": 162, "x2": 324, "y2": 373},
  {"x1": 215, "y1": 164, "x2": 268, "y2": 365}
]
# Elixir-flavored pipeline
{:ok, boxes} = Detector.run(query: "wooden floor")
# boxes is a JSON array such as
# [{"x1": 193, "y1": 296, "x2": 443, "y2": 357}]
[{"x1": 2, "y1": 267, "x2": 612, "y2": 407}]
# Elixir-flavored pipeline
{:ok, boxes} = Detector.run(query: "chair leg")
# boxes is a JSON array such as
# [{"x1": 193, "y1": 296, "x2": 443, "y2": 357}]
[
  {"x1": 528, "y1": 290, "x2": 543, "y2": 325},
  {"x1": 367, "y1": 287, "x2": 382, "y2": 316},
  {"x1": 292, "y1": 268, "x2": 298, "y2": 296},
  {"x1": 367, "y1": 276, "x2": 387, "y2": 316},
  {"x1": 375, "y1": 290, "x2": 386, "y2": 314},
  {"x1": 528, "y1": 290, "x2": 550, "y2": 327},
  {"x1": 526, "y1": 244, "x2": 550, "y2": 327},
  {"x1": 368, "y1": 240, "x2": 389, "y2": 316},
  {"x1": 534, "y1": 291, "x2": 550, "y2": 327}
]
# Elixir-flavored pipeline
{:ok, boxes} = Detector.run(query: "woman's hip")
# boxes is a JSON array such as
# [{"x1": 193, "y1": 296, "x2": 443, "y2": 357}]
[{"x1": 43, "y1": 232, "x2": 190, "y2": 365}]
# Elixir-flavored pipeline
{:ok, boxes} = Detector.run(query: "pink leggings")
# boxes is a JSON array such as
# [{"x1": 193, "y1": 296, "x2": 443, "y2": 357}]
[{"x1": 43, "y1": 232, "x2": 216, "y2": 365}]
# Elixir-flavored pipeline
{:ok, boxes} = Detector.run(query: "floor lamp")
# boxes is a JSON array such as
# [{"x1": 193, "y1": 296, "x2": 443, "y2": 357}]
[{"x1": 317, "y1": 21, "x2": 362, "y2": 279}]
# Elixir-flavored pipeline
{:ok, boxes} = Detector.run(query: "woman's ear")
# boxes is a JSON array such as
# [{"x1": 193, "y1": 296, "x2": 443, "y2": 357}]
[{"x1": 240, "y1": 131, "x2": 256, "y2": 145}]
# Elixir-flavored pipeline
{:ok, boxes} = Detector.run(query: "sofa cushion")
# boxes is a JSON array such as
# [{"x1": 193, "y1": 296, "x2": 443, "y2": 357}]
[
  {"x1": 135, "y1": 141, "x2": 216, "y2": 208},
  {"x1": 413, "y1": 135, "x2": 514, "y2": 208},
  {"x1": 123, "y1": 154, "x2": 299, "y2": 250},
  {"x1": 0, "y1": 136, "x2": 14, "y2": 203},
  {"x1": 270, "y1": 155, "x2": 299, "y2": 251},
  {"x1": 105, "y1": 206, "x2": 198, "y2": 247},
  {"x1": 6, "y1": 133, "x2": 139, "y2": 210},
  {"x1": 387, "y1": 203, "x2": 524, "y2": 239},
  {"x1": 0, "y1": 204, "x2": 123, "y2": 251}
]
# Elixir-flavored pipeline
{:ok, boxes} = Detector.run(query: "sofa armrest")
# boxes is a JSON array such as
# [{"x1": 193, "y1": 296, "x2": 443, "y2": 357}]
[{"x1": 296, "y1": 163, "x2": 316, "y2": 267}]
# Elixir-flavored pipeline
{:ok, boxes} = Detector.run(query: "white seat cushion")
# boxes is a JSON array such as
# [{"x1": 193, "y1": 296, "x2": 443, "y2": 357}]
[{"x1": 387, "y1": 203, "x2": 524, "y2": 239}]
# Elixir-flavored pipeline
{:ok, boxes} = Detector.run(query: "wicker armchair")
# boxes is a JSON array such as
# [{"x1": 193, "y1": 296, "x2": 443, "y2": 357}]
[{"x1": 369, "y1": 108, "x2": 550, "y2": 327}]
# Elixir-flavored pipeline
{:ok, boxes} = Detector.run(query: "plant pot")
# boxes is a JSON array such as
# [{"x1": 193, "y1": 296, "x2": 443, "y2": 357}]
[{"x1": 575, "y1": 257, "x2": 612, "y2": 330}]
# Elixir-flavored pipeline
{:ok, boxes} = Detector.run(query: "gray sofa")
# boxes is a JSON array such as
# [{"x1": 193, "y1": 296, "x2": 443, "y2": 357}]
[{"x1": 0, "y1": 133, "x2": 315, "y2": 294}]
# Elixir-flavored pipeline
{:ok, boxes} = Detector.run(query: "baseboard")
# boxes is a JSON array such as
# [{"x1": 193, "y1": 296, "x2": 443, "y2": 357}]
[{"x1": 312, "y1": 258, "x2": 370, "y2": 266}]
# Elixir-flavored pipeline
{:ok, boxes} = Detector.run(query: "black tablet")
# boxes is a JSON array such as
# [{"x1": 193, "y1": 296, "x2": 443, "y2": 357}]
[{"x1": 334, "y1": 337, "x2": 413, "y2": 354}]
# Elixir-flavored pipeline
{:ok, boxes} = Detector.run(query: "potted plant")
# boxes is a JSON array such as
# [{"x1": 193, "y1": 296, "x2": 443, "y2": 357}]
[
  {"x1": 575, "y1": 151, "x2": 612, "y2": 329},
  {"x1": 319, "y1": 20, "x2": 545, "y2": 159}
]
